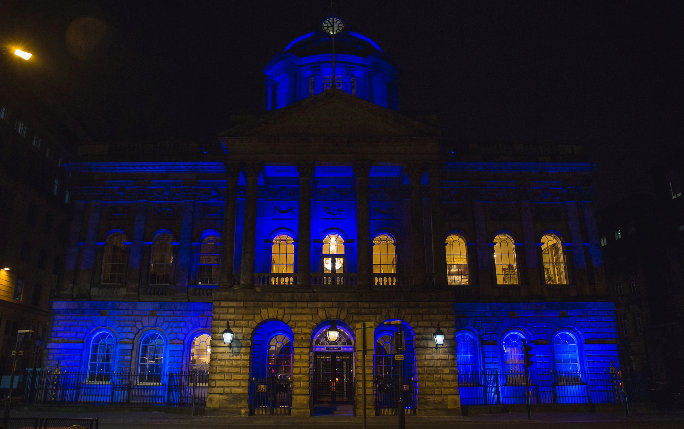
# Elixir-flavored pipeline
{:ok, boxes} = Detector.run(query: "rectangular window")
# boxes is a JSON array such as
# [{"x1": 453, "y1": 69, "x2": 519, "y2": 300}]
[
  {"x1": 64, "y1": 189, "x2": 70, "y2": 204},
  {"x1": 634, "y1": 313, "x2": 643, "y2": 333},
  {"x1": 322, "y1": 76, "x2": 343, "y2": 90},
  {"x1": 600, "y1": 236, "x2": 607, "y2": 247},
  {"x1": 13, "y1": 279, "x2": 23, "y2": 301},
  {"x1": 16, "y1": 121, "x2": 27, "y2": 137},
  {"x1": 614, "y1": 229, "x2": 622, "y2": 240},
  {"x1": 32, "y1": 136, "x2": 41, "y2": 148},
  {"x1": 31, "y1": 284, "x2": 41, "y2": 306},
  {"x1": 0, "y1": 106, "x2": 6, "y2": 119},
  {"x1": 53, "y1": 178, "x2": 59, "y2": 196}
]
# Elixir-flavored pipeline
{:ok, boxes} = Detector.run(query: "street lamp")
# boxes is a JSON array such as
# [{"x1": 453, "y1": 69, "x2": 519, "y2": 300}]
[
  {"x1": 222, "y1": 322, "x2": 234, "y2": 347},
  {"x1": 433, "y1": 324, "x2": 445, "y2": 350},
  {"x1": 326, "y1": 321, "x2": 340, "y2": 343},
  {"x1": 13, "y1": 48, "x2": 32, "y2": 61}
]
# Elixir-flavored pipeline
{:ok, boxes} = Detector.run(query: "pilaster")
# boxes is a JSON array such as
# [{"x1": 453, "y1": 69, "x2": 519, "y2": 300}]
[
  {"x1": 240, "y1": 162, "x2": 261, "y2": 288},
  {"x1": 220, "y1": 166, "x2": 239, "y2": 288},
  {"x1": 297, "y1": 162, "x2": 314, "y2": 287},
  {"x1": 354, "y1": 162, "x2": 371, "y2": 288}
]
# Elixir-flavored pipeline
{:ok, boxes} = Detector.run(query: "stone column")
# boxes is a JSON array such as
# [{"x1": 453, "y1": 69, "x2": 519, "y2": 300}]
[
  {"x1": 297, "y1": 162, "x2": 314, "y2": 287},
  {"x1": 407, "y1": 164, "x2": 426, "y2": 287},
  {"x1": 415, "y1": 316, "x2": 461, "y2": 415},
  {"x1": 520, "y1": 200, "x2": 540, "y2": 296},
  {"x1": 473, "y1": 201, "x2": 492, "y2": 293},
  {"x1": 565, "y1": 200, "x2": 588, "y2": 293},
  {"x1": 581, "y1": 201, "x2": 606, "y2": 295},
  {"x1": 74, "y1": 200, "x2": 101, "y2": 298},
  {"x1": 220, "y1": 165, "x2": 240, "y2": 288},
  {"x1": 126, "y1": 202, "x2": 147, "y2": 297},
  {"x1": 290, "y1": 329, "x2": 311, "y2": 416},
  {"x1": 354, "y1": 162, "x2": 371, "y2": 288},
  {"x1": 61, "y1": 200, "x2": 85, "y2": 298},
  {"x1": 240, "y1": 163, "x2": 261, "y2": 288},
  {"x1": 428, "y1": 164, "x2": 447, "y2": 288},
  {"x1": 175, "y1": 200, "x2": 194, "y2": 294}
]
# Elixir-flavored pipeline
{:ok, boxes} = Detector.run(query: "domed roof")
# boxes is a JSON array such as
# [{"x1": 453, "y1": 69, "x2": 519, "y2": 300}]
[{"x1": 283, "y1": 30, "x2": 383, "y2": 57}]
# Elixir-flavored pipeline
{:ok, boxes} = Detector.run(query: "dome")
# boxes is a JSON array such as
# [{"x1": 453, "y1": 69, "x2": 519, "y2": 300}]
[
  {"x1": 264, "y1": 22, "x2": 397, "y2": 111},
  {"x1": 283, "y1": 30, "x2": 383, "y2": 57}
]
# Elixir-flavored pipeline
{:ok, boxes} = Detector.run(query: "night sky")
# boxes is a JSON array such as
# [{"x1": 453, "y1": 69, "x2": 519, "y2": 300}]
[{"x1": 2, "y1": 1, "x2": 682, "y2": 205}]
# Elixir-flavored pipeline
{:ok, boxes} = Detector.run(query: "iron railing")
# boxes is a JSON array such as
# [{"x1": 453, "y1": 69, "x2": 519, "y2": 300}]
[
  {"x1": 458, "y1": 369, "x2": 627, "y2": 406},
  {"x1": 21, "y1": 370, "x2": 207, "y2": 409},
  {"x1": 249, "y1": 377, "x2": 293, "y2": 415},
  {"x1": 375, "y1": 377, "x2": 416, "y2": 415},
  {"x1": 4, "y1": 417, "x2": 98, "y2": 429}
]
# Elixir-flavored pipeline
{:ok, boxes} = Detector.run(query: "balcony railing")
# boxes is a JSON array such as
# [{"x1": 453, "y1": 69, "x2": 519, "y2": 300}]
[
  {"x1": 373, "y1": 273, "x2": 398, "y2": 286},
  {"x1": 255, "y1": 273, "x2": 297, "y2": 287},
  {"x1": 311, "y1": 273, "x2": 358, "y2": 287}
]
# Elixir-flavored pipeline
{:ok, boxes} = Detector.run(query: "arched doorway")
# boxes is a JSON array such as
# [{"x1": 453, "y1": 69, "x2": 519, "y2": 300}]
[
  {"x1": 374, "y1": 320, "x2": 417, "y2": 415},
  {"x1": 250, "y1": 320, "x2": 294, "y2": 415},
  {"x1": 311, "y1": 321, "x2": 355, "y2": 412}
]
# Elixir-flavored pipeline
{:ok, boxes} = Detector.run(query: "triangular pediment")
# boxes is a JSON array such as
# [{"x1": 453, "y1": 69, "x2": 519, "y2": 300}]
[{"x1": 219, "y1": 89, "x2": 441, "y2": 162}]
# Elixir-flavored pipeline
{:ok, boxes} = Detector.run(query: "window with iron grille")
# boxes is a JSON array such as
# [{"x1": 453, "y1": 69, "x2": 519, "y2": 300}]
[
  {"x1": 102, "y1": 233, "x2": 127, "y2": 284},
  {"x1": 138, "y1": 331, "x2": 164, "y2": 383}
]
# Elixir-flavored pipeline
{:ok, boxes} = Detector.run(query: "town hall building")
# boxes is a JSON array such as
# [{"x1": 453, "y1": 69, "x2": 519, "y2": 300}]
[{"x1": 44, "y1": 19, "x2": 621, "y2": 416}]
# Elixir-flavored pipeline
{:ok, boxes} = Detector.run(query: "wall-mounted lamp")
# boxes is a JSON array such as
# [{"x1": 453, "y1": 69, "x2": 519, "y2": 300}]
[
  {"x1": 326, "y1": 321, "x2": 340, "y2": 343},
  {"x1": 2, "y1": 267, "x2": 9, "y2": 271},
  {"x1": 433, "y1": 324, "x2": 445, "y2": 350},
  {"x1": 222, "y1": 322, "x2": 234, "y2": 347}
]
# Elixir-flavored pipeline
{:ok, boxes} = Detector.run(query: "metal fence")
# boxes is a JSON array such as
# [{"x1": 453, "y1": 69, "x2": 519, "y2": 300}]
[
  {"x1": 21, "y1": 370, "x2": 207, "y2": 409},
  {"x1": 249, "y1": 377, "x2": 293, "y2": 415},
  {"x1": 5, "y1": 417, "x2": 98, "y2": 429},
  {"x1": 375, "y1": 377, "x2": 416, "y2": 415},
  {"x1": 458, "y1": 369, "x2": 627, "y2": 406}
]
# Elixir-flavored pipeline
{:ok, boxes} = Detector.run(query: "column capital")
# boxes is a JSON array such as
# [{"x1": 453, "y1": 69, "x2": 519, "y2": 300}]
[
  {"x1": 297, "y1": 162, "x2": 316, "y2": 178},
  {"x1": 405, "y1": 162, "x2": 425, "y2": 181},
  {"x1": 353, "y1": 161, "x2": 372, "y2": 178},
  {"x1": 223, "y1": 161, "x2": 241, "y2": 178},
  {"x1": 241, "y1": 161, "x2": 262, "y2": 178}
]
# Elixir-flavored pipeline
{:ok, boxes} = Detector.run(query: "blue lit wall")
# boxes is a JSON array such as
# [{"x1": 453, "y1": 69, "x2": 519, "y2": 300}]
[
  {"x1": 47, "y1": 301, "x2": 212, "y2": 373},
  {"x1": 453, "y1": 302, "x2": 619, "y2": 405}
]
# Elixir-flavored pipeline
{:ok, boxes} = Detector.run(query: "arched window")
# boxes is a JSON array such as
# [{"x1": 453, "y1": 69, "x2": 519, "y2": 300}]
[
  {"x1": 87, "y1": 331, "x2": 115, "y2": 382},
  {"x1": 190, "y1": 333, "x2": 211, "y2": 373},
  {"x1": 138, "y1": 331, "x2": 164, "y2": 383},
  {"x1": 553, "y1": 332, "x2": 581, "y2": 381},
  {"x1": 541, "y1": 234, "x2": 568, "y2": 285},
  {"x1": 102, "y1": 233, "x2": 127, "y2": 284},
  {"x1": 502, "y1": 331, "x2": 526, "y2": 384},
  {"x1": 455, "y1": 332, "x2": 479, "y2": 385},
  {"x1": 493, "y1": 234, "x2": 518, "y2": 285},
  {"x1": 149, "y1": 234, "x2": 174, "y2": 285},
  {"x1": 375, "y1": 334, "x2": 395, "y2": 378},
  {"x1": 198, "y1": 235, "x2": 221, "y2": 285},
  {"x1": 445, "y1": 234, "x2": 469, "y2": 285},
  {"x1": 271, "y1": 234, "x2": 295, "y2": 285},
  {"x1": 373, "y1": 234, "x2": 396, "y2": 285},
  {"x1": 268, "y1": 334, "x2": 293, "y2": 378}
]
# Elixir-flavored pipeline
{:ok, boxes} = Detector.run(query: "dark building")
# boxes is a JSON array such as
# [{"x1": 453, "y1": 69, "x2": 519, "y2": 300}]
[
  {"x1": 0, "y1": 50, "x2": 78, "y2": 373},
  {"x1": 598, "y1": 164, "x2": 684, "y2": 405},
  {"x1": 43, "y1": 20, "x2": 621, "y2": 416}
]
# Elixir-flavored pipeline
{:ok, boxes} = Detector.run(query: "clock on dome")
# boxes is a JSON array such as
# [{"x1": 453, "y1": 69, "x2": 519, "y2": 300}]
[{"x1": 321, "y1": 16, "x2": 344, "y2": 35}]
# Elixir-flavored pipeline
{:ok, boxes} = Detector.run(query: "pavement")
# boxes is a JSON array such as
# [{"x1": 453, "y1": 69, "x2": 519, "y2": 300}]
[{"x1": 7, "y1": 407, "x2": 684, "y2": 429}]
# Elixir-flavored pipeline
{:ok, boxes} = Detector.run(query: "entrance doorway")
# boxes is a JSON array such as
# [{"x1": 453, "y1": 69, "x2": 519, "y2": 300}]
[
  {"x1": 313, "y1": 352, "x2": 354, "y2": 403},
  {"x1": 311, "y1": 321, "x2": 355, "y2": 415}
]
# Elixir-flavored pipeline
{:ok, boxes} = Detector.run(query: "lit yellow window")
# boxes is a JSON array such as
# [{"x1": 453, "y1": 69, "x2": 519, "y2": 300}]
[
  {"x1": 446, "y1": 234, "x2": 469, "y2": 285},
  {"x1": 190, "y1": 333, "x2": 211, "y2": 373},
  {"x1": 271, "y1": 234, "x2": 295, "y2": 274},
  {"x1": 372, "y1": 234, "x2": 396, "y2": 274},
  {"x1": 541, "y1": 234, "x2": 568, "y2": 285},
  {"x1": 493, "y1": 234, "x2": 518, "y2": 285},
  {"x1": 323, "y1": 233, "x2": 344, "y2": 274}
]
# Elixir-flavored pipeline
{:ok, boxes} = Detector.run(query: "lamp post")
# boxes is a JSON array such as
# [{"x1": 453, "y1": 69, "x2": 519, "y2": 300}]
[
  {"x1": 396, "y1": 322, "x2": 405, "y2": 429},
  {"x1": 3, "y1": 329, "x2": 33, "y2": 426}
]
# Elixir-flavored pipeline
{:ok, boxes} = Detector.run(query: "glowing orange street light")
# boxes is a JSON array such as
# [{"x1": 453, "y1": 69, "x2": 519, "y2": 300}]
[{"x1": 13, "y1": 48, "x2": 32, "y2": 60}]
